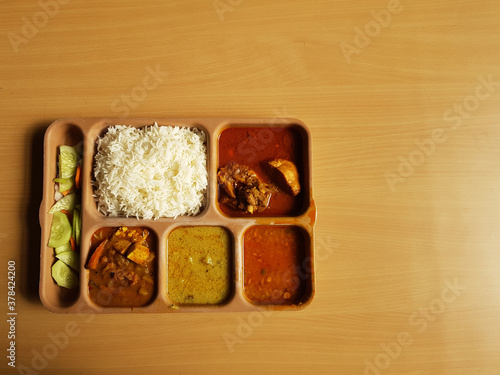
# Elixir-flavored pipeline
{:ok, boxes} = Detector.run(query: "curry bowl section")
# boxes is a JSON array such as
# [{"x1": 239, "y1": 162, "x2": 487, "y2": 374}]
[
  {"x1": 86, "y1": 226, "x2": 158, "y2": 308},
  {"x1": 217, "y1": 124, "x2": 310, "y2": 217},
  {"x1": 166, "y1": 226, "x2": 234, "y2": 306},
  {"x1": 39, "y1": 117, "x2": 315, "y2": 313},
  {"x1": 242, "y1": 225, "x2": 313, "y2": 306},
  {"x1": 90, "y1": 123, "x2": 209, "y2": 220},
  {"x1": 39, "y1": 120, "x2": 84, "y2": 312}
]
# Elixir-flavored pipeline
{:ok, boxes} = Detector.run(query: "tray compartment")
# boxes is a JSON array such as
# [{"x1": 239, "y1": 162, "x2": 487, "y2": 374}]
[
  {"x1": 242, "y1": 225, "x2": 313, "y2": 306},
  {"x1": 86, "y1": 226, "x2": 158, "y2": 308},
  {"x1": 89, "y1": 123, "x2": 210, "y2": 219},
  {"x1": 39, "y1": 120, "x2": 84, "y2": 312},
  {"x1": 217, "y1": 123, "x2": 310, "y2": 217},
  {"x1": 166, "y1": 225, "x2": 234, "y2": 306}
]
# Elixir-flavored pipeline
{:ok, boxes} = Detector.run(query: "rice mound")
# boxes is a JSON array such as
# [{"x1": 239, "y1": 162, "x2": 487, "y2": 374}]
[{"x1": 93, "y1": 124, "x2": 207, "y2": 219}]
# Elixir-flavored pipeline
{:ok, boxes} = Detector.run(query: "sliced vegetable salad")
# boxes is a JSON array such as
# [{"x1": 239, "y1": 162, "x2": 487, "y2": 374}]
[{"x1": 47, "y1": 144, "x2": 82, "y2": 289}]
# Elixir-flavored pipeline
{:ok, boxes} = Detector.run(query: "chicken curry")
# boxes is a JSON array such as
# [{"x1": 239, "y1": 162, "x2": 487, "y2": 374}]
[{"x1": 217, "y1": 126, "x2": 305, "y2": 216}]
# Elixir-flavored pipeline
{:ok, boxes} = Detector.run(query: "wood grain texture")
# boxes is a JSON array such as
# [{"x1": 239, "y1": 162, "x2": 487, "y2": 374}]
[{"x1": 1, "y1": 0, "x2": 500, "y2": 374}]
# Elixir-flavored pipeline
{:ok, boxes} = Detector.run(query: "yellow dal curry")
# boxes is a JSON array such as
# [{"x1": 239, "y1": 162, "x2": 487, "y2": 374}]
[{"x1": 167, "y1": 226, "x2": 232, "y2": 305}]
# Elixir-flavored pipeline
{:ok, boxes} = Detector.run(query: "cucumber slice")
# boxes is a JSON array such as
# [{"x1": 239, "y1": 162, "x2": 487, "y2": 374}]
[
  {"x1": 48, "y1": 193, "x2": 76, "y2": 214},
  {"x1": 48, "y1": 211, "x2": 72, "y2": 248},
  {"x1": 54, "y1": 242, "x2": 72, "y2": 255},
  {"x1": 59, "y1": 145, "x2": 79, "y2": 179},
  {"x1": 51, "y1": 260, "x2": 78, "y2": 289},
  {"x1": 72, "y1": 210, "x2": 76, "y2": 244},
  {"x1": 73, "y1": 208, "x2": 81, "y2": 246},
  {"x1": 54, "y1": 177, "x2": 74, "y2": 193},
  {"x1": 56, "y1": 251, "x2": 80, "y2": 272}
]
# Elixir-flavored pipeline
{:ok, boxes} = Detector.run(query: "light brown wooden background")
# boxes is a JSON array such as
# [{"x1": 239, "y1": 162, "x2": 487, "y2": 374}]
[{"x1": 1, "y1": 0, "x2": 500, "y2": 374}]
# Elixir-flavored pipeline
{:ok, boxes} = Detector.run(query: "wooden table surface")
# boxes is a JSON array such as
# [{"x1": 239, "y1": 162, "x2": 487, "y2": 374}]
[{"x1": 1, "y1": 0, "x2": 500, "y2": 374}]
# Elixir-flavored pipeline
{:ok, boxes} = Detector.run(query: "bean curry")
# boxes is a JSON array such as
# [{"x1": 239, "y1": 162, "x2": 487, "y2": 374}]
[{"x1": 87, "y1": 227, "x2": 156, "y2": 307}]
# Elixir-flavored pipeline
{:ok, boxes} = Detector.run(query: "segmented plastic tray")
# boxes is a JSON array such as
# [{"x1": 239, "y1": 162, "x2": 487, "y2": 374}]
[{"x1": 39, "y1": 117, "x2": 316, "y2": 313}]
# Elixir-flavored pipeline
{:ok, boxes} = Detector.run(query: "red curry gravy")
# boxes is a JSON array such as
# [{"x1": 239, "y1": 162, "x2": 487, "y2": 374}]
[
  {"x1": 218, "y1": 126, "x2": 306, "y2": 217},
  {"x1": 243, "y1": 225, "x2": 309, "y2": 305}
]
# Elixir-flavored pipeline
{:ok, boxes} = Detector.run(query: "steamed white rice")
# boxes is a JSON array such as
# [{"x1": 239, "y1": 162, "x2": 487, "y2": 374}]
[{"x1": 93, "y1": 124, "x2": 207, "y2": 219}]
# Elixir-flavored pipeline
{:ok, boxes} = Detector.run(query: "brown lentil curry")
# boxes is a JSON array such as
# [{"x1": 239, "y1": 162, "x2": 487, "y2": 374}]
[
  {"x1": 244, "y1": 225, "x2": 307, "y2": 304},
  {"x1": 87, "y1": 227, "x2": 156, "y2": 307}
]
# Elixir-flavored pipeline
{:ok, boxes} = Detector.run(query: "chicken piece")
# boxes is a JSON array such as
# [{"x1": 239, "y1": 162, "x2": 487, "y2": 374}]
[
  {"x1": 217, "y1": 163, "x2": 261, "y2": 198},
  {"x1": 108, "y1": 238, "x2": 132, "y2": 254},
  {"x1": 217, "y1": 165, "x2": 237, "y2": 198},
  {"x1": 117, "y1": 226, "x2": 148, "y2": 243},
  {"x1": 126, "y1": 243, "x2": 150, "y2": 266},
  {"x1": 126, "y1": 228, "x2": 149, "y2": 243},
  {"x1": 239, "y1": 186, "x2": 272, "y2": 214},
  {"x1": 107, "y1": 227, "x2": 132, "y2": 254},
  {"x1": 107, "y1": 227, "x2": 149, "y2": 254},
  {"x1": 268, "y1": 159, "x2": 301, "y2": 196},
  {"x1": 217, "y1": 162, "x2": 274, "y2": 214}
]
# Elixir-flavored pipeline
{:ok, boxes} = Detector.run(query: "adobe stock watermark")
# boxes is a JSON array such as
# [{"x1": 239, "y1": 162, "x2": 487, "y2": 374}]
[
  {"x1": 222, "y1": 235, "x2": 339, "y2": 353},
  {"x1": 385, "y1": 74, "x2": 499, "y2": 192},
  {"x1": 213, "y1": 0, "x2": 244, "y2": 22},
  {"x1": 7, "y1": 0, "x2": 71, "y2": 54},
  {"x1": 362, "y1": 278, "x2": 466, "y2": 375},
  {"x1": 15, "y1": 304, "x2": 96, "y2": 374},
  {"x1": 340, "y1": 0, "x2": 410, "y2": 63},
  {"x1": 110, "y1": 64, "x2": 168, "y2": 118},
  {"x1": 15, "y1": 286, "x2": 123, "y2": 374}
]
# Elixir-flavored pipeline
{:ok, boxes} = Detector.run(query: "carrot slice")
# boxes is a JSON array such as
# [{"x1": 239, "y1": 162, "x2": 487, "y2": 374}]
[
  {"x1": 61, "y1": 188, "x2": 72, "y2": 196},
  {"x1": 69, "y1": 237, "x2": 76, "y2": 252},
  {"x1": 75, "y1": 164, "x2": 81, "y2": 189},
  {"x1": 87, "y1": 239, "x2": 108, "y2": 270}
]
